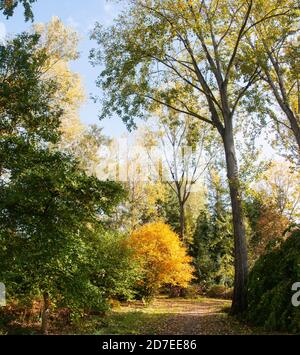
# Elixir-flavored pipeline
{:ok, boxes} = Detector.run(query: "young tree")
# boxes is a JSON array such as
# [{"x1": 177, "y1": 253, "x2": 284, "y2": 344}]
[
  {"x1": 143, "y1": 110, "x2": 210, "y2": 241},
  {"x1": 0, "y1": 148, "x2": 125, "y2": 334},
  {"x1": 90, "y1": 0, "x2": 287, "y2": 313}
]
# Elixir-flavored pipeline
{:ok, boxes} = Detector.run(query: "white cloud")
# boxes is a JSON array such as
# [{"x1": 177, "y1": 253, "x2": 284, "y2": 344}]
[{"x1": 0, "y1": 23, "x2": 6, "y2": 45}]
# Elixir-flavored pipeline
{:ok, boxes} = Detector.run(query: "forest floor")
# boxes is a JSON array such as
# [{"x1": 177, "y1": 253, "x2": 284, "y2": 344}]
[
  {"x1": 0, "y1": 296, "x2": 280, "y2": 335},
  {"x1": 84, "y1": 297, "x2": 274, "y2": 335}
]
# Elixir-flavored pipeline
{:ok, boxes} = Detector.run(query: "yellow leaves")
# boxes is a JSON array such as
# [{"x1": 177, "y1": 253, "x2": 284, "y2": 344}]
[
  {"x1": 34, "y1": 16, "x2": 79, "y2": 62},
  {"x1": 34, "y1": 17, "x2": 86, "y2": 144},
  {"x1": 292, "y1": 95, "x2": 299, "y2": 115},
  {"x1": 129, "y1": 222, "x2": 195, "y2": 289},
  {"x1": 254, "y1": 161, "x2": 300, "y2": 219}
]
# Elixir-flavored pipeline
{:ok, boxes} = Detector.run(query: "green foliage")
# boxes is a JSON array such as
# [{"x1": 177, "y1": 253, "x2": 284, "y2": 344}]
[
  {"x1": 0, "y1": 0, "x2": 37, "y2": 21},
  {"x1": 0, "y1": 30, "x2": 128, "y2": 320},
  {"x1": 0, "y1": 146, "x2": 126, "y2": 310},
  {"x1": 191, "y1": 172, "x2": 234, "y2": 288},
  {"x1": 157, "y1": 188, "x2": 181, "y2": 235},
  {"x1": 192, "y1": 210, "x2": 234, "y2": 288},
  {"x1": 0, "y1": 33, "x2": 61, "y2": 143},
  {"x1": 246, "y1": 228, "x2": 300, "y2": 333},
  {"x1": 88, "y1": 232, "x2": 143, "y2": 302}
]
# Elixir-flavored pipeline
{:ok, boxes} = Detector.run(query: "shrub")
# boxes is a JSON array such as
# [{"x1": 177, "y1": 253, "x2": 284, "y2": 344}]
[
  {"x1": 90, "y1": 232, "x2": 143, "y2": 302},
  {"x1": 246, "y1": 227, "x2": 300, "y2": 333},
  {"x1": 129, "y1": 222, "x2": 194, "y2": 300}
]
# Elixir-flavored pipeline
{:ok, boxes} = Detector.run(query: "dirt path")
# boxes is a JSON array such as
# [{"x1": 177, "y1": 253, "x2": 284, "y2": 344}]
[{"x1": 117, "y1": 297, "x2": 254, "y2": 335}]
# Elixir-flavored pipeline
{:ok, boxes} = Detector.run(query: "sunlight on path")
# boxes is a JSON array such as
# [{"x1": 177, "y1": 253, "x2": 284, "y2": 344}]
[{"x1": 114, "y1": 297, "x2": 254, "y2": 335}]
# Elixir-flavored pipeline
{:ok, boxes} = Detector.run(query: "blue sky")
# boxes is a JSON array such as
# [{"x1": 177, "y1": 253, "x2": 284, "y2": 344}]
[{"x1": 0, "y1": 0, "x2": 127, "y2": 138}]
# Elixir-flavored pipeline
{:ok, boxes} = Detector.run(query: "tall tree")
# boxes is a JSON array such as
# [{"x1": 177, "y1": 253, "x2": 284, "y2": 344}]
[
  {"x1": 90, "y1": 0, "x2": 288, "y2": 313},
  {"x1": 34, "y1": 17, "x2": 86, "y2": 145},
  {"x1": 0, "y1": 32, "x2": 61, "y2": 174},
  {"x1": 243, "y1": 0, "x2": 300, "y2": 159}
]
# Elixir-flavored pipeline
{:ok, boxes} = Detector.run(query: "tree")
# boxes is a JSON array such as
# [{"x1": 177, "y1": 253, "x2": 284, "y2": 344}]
[
  {"x1": 254, "y1": 161, "x2": 300, "y2": 220},
  {"x1": 0, "y1": 32, "x2": 126, "y2": 334},
  {"x1": 104, "y1": 129, "x2": 168, "y2": 231},
  {"x1": 0, "y1": 32, "x2": 61, "y2": 173},
  {"x1": 192, "y1": 170, "x2": 234, "y2": 288},
  {"x1": 89, "y1": 232, "x2": 143, "y2": 302},
  {"x1": 128, "y1": 222, "x2": 194, "y2": 300},
  {"x1": 63, "y1": 124, "x2": 111, "y2": 175},
  {"x1": 0, "y1": 148, "x2": 125, "y2": 334},
  {"x1": 33, "y1": 18, "x2": 110, "y2": 177},
  {"x1": 34, "y1": 17, "x2": 86, "y2": 145},
  {"x1": 0, "y1": 0, "x2": 37, "y2": 21},
  {"x1": 243, "y1": 1, "x2": 300, "y2": 159},
  {"x1": 245, "y1": 195, "x2": 290, "y2": 265},
  {"x1": 245, "y1": 161, "x2": 299, "y2": 261},
  {"x1": 143, "y1": 110, "x2": 211, "y2": 241},
  {"x1": 90, "y1": 0, "x2": 288, "y2": 313}
]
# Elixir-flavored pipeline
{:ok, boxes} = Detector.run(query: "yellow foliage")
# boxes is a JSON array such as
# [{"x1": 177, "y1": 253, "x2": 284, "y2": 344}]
[
  {"x1": 34, "y1": 17, "x2": 85, "y2": 143},
  {"x1": 129, "y1": 222, "x2": 194, "y2": 290}
]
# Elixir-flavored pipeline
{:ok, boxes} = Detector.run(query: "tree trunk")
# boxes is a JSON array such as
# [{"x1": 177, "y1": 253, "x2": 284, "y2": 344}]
[
  {"x1": 179, "y1": 202, "x2": 185, "y2": 242},
  {"x1": 222, "y1": 124, "x2": 248, "y2": 315},
  {"x1": 283, "y1": 106, "x2": 300, "y2": 154},
  {"x1": 41, "y1": 292, "x2": 50, "y2": 335}
]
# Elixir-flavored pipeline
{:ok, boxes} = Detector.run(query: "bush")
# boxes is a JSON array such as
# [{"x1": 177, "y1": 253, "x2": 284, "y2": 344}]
[
  {"x1": 246, "y1": 227, "x2": 300, "y2": 333},
  {"x1": 129, "y1": 222, "x2": 195, "y2": 300},
  {"x1": 90, "y1": 232, "x2": 143, "y2": 302}
]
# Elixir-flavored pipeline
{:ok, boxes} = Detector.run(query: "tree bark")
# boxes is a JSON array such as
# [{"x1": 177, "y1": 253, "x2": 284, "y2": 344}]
[
  {"x1": 222, "y1": 123, "x2": 248, "y2": 315},
  {"x1": 41, "y1": 292, "x2": 50, "y2": 335},
  {"x1": 179, "y1": 202, "x2": 185, "y2": 242},
  {"x1": 282, "y1": 106, "x2": 300, "y2": 154}
]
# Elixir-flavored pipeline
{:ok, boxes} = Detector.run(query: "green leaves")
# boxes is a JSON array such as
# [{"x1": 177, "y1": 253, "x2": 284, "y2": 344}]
[
  {"x1": 0, "y1": 28, "x2": 127, "y2": 319},
  {"x1": 246, "y1": 228, "x2": 300, "y2": 333},
  {"x1": 0, "y1": 33, "x2": 62, "y2": 143},
  {"x1": 0, "y1": 0, "x2": 37, "y2": 21}
]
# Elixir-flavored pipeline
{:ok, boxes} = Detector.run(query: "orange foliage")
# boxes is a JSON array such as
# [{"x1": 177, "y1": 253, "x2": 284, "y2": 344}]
[
  {"x1": 129, "y1": 222, "x2": 194, "y2": 292},
  {"x1": 255, "y1": 204, "x2": 290, "y2": 256}
]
